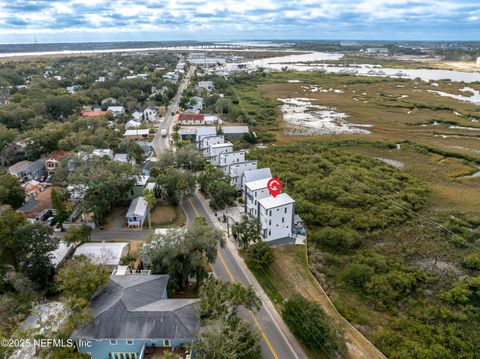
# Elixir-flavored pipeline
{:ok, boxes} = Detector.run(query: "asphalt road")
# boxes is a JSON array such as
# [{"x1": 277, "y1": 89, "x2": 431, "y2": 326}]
[
  {"x1": 182, "y1": 192, "x2": 307, "y2": 359},
  {"x1": 152, "y1": 66, "x2": 193, "y2": 155}
]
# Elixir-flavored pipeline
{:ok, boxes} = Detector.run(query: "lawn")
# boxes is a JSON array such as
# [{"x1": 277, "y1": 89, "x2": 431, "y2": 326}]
[{"x1": 150, "y1": 201, "x2": 186, "y2": 228}]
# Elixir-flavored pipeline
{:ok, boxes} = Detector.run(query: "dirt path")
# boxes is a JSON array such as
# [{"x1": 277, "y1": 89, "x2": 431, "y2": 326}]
[{"x1": 272, "y1": 246, "x2": 386, "y2": 359}]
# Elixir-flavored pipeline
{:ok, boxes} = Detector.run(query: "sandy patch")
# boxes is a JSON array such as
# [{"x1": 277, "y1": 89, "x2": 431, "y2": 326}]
[{"x1": 278, "y1": 97, "x2": 371, "y2": 136}]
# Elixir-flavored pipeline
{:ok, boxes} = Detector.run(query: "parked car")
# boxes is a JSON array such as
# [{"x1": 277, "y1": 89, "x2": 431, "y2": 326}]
[{"x1": 46, "y1": 216, "x2": 56, "y2": 226}]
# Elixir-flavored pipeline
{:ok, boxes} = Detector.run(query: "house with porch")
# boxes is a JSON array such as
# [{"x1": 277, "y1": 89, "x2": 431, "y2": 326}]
[
  {"x1": 71, "y1": 274, "x2": 199, "y2": 359},
  {"x1": 241, "y1": 168, "x2": 272, "y2": 195},
  {"x1": 207, "y1": 142, "x2": 233, "y2": 166},
  {"x1": 199, "y1": 135, "x2": 224, "y2": 157},
  {"x1": 229, "y1": 161, "x2": 258, "y2": 190},
  {"x1": 126, "y1": 196, "x2": 148, "y2": 228},
  {"x1": 258, "y1": 193, "x2": 296, "y2": 244},
  {"x1": 244, "y1": 177, "x2": 272, "y2": 218},
  {"x1": 8, "y1": 158, "x2": 46, "y2": 182},
  {"x1": 218, "y1": 150, "x2": 247, "y2": 174},
  {"x1": 45, "y1": 150, "x2": 67, "y2": 175},
  {"x1": 124, "y1": 175, "x2": 150, "y2": 200}
]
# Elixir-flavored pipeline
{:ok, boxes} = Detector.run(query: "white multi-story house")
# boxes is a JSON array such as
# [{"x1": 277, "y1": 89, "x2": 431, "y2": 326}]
[
  {"x1": 92, "y1": 149, "x2": 114, "y2": 160},
  {"x1": 143, "y1": 108, "x2": 158, "y2": 122},
  {"x1": 218, "y1": 150, "x2": 247, "y2": 174},
  {"x1": 229, "y1": 161, "x2": 258, "y2": 190},
  {"x1": 241, "y1": 168, "x2": 272, "y2": 195},
  {"x1": 207, "y1": 142, "x2": 233, "y2": 165},
  {"x1": 244, "y1": 177, "x2": 272, "y2": 218},
  {"x1": 200, "y1": 135, "x2": 225, "y2": 156},
  {"x1": 258, "y1": 193, "x2": 295, "y2": 243}
]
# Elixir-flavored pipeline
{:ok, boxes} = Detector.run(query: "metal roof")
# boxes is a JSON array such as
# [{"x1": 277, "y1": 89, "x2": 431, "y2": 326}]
[
  {"x1": 258, "y1": 193, "x2": 295, "y2": 209},
  {"x1": 126, "y1": 196, "x2": 148, "y2": 217},
  {"x1": 242, "y1": 168, "x2": 272, "y2": 184},
  {"x1": 245, "y1": 177, "x2": 271, "y2": 191}
]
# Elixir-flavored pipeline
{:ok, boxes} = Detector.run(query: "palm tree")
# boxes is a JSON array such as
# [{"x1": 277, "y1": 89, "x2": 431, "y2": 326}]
[{"x1": 143, "y1": 189, "x2": 156, "y2": 230}]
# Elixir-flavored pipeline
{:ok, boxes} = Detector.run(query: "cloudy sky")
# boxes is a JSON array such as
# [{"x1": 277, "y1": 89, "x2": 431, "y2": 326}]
[{"x1": 0, "y1": 0, "x2": 478, "y2": 43}]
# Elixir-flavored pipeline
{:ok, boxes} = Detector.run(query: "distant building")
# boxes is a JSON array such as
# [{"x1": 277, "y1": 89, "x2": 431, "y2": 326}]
[
  {"x1": 101, "y1": 97, "x2": 118, "y2": 106},
  {"x1": 365, "y1": 48, "x2": 389, "y2": 55},
  {"x1": 163, "y1": 72, "x2": 179, "y2": 82},
  {"x1": 66, "y1": 85, "x2": 82, "y2": 94},
  {"x1": 178, "y1": 113, "x2": 204, "y2": 125},
  {"x1": 81, "y1": 111, "x2": 110, "y2": 118},
  {"x1": 143, "y1": 108, "x2": 158, "y2": 122},
  {"x1": 23, "y1": 180, "x2": 43, "y2": 201},
  {"x1": 125, "y1": 119, "x2": 142, "y2": 130},
  {"x1": 114, "y1": 153, "x2": 135, "y2": 165},
  {"x1": 45, "y1": 150, "x2": 67, "y2": 175},
  {"x1": 258, "y1": 193, "x2": 295, "y2": 243},
  {"x1": 107, "y1": 106, "x2": 125, "y2": 117},
  {"x1": 18, "y1": 185, "x2": 62, "y2": 221},
  {"x1": 124, "y1": 129, "x2": 150, "y2": 140},
  {"x1": 477, "y1": 57, "x2": 480, "y2": 67},
  {"x1": 8, "y1": 159, "x2": 46, "y2": 182},
  {"x1": 222, "y1": 126, "x2": 250, "y2": 140},
  {"x1": 92, "y1": 149, "x2": 114, "y2": 160},
  {"x1": 197, "y1": 81, "x2": 215, "y2": 93}
]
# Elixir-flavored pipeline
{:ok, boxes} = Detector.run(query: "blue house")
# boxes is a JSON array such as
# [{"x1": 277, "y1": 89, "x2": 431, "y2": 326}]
[{"x1": 71, "y1": 274, "x2": 199, "y2": 359}]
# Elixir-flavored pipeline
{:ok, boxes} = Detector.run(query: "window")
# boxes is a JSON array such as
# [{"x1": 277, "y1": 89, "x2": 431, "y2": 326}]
[
  {"x1": 285, "y1": 207, "x2": 287, "y2": 213},
  {"x1": 268, "y1": 230, "x2": 271, "y2": 236},
  {"x1": 269, "y1": 220, "x2": 271, "y2": 225},
  {"x1": 164, "y1": 339, "x2": 171, "y2": 347},
  {"x1": 130, "y1": 190, "x2": 134, "y2": 195},
  {"x1": 282, "y1": 217, "x2": 284, "y2": 223},
  {"x1": 126, "y1": 340, "x2": 134, "y2": 345},
  {"x1": 110, "y1": 340, "x2": 117, "y2": 345},
  {"x1": 269, "y1": 210, "x2": 272, "y2": 216}
]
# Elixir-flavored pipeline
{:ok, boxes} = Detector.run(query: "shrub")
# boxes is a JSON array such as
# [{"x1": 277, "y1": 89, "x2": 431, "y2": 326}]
[
  {"x1": 312, "y1": 227, "x2": 361, "y2": 252},
  {"x1": 283, "y1": 295, "x2": 345, "y2": 356},
  {"x1": 343, "y1": 263, "x2": 375, "y2": 289},
  {"x1": 463, "y1": 253, "x2": 480, "y2": 270},
  {"x1": 246, "y1": 242, "x2": 275, "y2": 271}
]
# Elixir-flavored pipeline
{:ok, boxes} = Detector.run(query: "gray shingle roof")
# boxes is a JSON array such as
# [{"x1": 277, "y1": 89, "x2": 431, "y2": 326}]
[
  {"x1": 242, "y1": 168, "x2": 272, "y2": 184},
  {"x1": 71, "y1": 275, "x2": 200, "y2": 340}
]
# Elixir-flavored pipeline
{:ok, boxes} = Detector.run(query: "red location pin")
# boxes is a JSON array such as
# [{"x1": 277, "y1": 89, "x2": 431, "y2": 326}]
[{"x1": 267, "y1": 178, "x2": 283, "y2": 198}]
